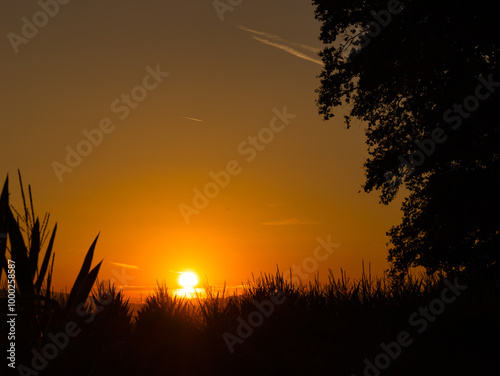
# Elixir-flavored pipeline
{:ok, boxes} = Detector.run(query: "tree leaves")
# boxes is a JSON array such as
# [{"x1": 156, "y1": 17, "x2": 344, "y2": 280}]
[{"x1": 313, "y1": 0, "x2": 500, "y2": 277}]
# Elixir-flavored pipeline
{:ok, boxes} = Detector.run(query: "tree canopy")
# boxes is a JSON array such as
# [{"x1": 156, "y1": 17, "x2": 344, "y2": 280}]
[{"x1": 313, "y1": 0, "x2": 500, "y2": 277}]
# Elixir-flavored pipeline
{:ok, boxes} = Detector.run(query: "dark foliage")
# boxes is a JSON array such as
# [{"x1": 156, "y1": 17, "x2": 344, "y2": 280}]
[{"x1": 312, "y1": 0, "x2": 500, "y2": 277}]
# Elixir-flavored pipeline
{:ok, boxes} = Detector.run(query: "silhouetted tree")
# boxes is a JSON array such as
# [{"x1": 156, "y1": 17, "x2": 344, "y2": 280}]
[{"x1": 312, "y1": 0, "x2": 500, "y2": 277}]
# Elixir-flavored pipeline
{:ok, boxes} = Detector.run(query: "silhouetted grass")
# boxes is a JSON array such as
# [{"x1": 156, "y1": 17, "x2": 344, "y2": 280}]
[
  {"x1": 120, "y1": 267, "x2": 496, "y2": 376},
  {"x1": 3, "y1": 266, "x2": 499, "y2": 376}
]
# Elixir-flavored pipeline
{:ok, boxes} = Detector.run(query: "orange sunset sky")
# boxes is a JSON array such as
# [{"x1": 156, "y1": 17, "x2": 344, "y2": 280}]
[{"x1": 1, "y1": 1, "x2": 404, "y2": 302}]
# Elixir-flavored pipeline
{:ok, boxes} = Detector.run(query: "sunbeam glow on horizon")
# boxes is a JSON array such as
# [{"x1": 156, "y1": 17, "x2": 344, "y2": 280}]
[{"x1": 174, "y1": 271, "x2": 201, "y2": 299}]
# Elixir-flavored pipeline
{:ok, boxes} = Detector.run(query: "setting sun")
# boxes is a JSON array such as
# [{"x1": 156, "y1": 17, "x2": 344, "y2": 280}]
[{"x1": 178, "y1": 271, "x2": 199, "y2": 288}]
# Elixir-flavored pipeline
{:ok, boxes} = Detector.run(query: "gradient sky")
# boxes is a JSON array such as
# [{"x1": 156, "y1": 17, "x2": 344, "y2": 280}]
[{"x1": 1, "y1": 0, "x2": 404, "y2": 302}]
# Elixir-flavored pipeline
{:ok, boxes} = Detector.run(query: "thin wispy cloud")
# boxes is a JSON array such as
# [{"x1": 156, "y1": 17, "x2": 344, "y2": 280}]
[
  {"x1": 109, "y1": 261, "x2": 139, "y2": 269},
  {"x1": 119, "y1": 285, "x2": 155, "y2": 290},
  {"x1": 184, "y1": 116, "x2": 203, "y2": 123},
  {"x1": 237, "y1": 25, "x2": 322, "y2": 66},
  {"x1": 167, "y1": 270, "x2": 183, "y2": 274},
  {"x1": 260, "y1": 217, "x2": 322, "y2": 226}
]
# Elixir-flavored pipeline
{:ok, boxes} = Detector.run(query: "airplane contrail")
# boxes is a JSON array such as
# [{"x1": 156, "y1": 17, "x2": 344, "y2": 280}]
[
  {"x1": 252, "y1": 36, "x2": 323, "y2": 66},
  {"x1": 237, "y1": 25, "x2": 322, "y2": 65}
]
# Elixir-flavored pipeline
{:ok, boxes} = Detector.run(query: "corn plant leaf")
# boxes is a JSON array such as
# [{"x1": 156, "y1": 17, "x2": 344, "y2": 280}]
[
  {"x1": 67, "y1": 234, "x2": 100, "y2": 308},
  {"x1": 29, "y1": 218, "x2": 40, "y2": 279},
  {"x1": 28, "y1": 184, "x2": 35, "y2": 228},
  {"x1": 7, "y1": 206, "x2": 34, "y2": 295},
  {"x1": 46, "y1": 253, "x2": 55, "y2": 300},
  {"x1": 67, "y1": 260, "x2": 103, "y2": 312},
  {"x1": 0, "y1": 176, "x2": 9, "y2": 281},
  {"x1": 34, "y1": 223, "x2": 57, "y2": 293},
  {"x1": 0, "y1": 243, "x2": 6, "y2": 282},
  {"x1": 0, "y1": 175, "x2": 33, "y2": 295},
  {"x1": 17, "y1": 170, "x2": 31, "y2": 231}
]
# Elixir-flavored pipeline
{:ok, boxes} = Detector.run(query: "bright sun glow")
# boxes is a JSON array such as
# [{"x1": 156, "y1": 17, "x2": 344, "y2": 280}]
[{"x1": 178, "y1": 271, "x2": 198, "y2": 288}]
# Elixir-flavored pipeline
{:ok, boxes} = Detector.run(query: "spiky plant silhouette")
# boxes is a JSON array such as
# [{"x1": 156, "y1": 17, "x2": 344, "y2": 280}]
[{"x1": 0, "y1": 172, "x2": 102, "y2": 356}]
